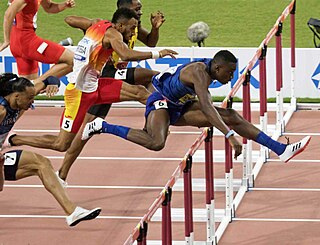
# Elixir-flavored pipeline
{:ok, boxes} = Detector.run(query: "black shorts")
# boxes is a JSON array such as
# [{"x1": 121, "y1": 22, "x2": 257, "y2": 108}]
[
  {"x1": 87, "y1": 65, "x2": 136, "y2": 117},
  {"x1": 3, "y1": 150, "x2": 22, "y2": 181}
]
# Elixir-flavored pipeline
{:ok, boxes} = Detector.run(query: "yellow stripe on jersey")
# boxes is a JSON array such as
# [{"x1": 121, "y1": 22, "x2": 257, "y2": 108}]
[{"x1": 64, "y1": 83, "x2": 82, "y2": 120}]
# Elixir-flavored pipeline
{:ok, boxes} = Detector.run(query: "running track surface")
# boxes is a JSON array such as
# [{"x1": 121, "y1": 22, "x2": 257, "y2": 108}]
[{"x1": 0, "y1": 106, "x2": 319, "y2": 244}]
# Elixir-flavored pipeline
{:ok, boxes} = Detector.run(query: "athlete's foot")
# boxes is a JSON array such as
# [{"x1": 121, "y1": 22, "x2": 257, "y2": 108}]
[
  {"x1": 279, "y1": 136, "x2": 311, "y2": 163},
  {"x1": 81, "y1": 117, "x2": 104, "y2": 140},
  {"x1": 66, "y1": 206, "x2": 101, "y2": 227},
  {"x1": 55, "y1": 171, "x2": 68, "y2": 188}
]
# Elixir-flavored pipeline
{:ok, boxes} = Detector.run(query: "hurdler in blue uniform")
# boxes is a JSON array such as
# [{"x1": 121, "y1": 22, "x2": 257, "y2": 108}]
[
  {"x1": 83, "y1": 50, "x2": 311, "y2": 164},
  {"x1": 147, "y1": 58, "x2": 212, "y2": 124}
]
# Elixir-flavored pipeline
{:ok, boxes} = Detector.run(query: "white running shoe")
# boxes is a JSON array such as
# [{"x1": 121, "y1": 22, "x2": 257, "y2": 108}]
[
  {"x1": 279, "y1": 136, "x2": 311, "y2": 163},
  {"x1": 66, "y1": 206, "x2": 101, "y2": 227},
  {"x1": 55, "y1": 171, "x2": 68, "y2": 188},
  {"x1": 81, "y1": 117, "x2": 104, "y2": 140}
]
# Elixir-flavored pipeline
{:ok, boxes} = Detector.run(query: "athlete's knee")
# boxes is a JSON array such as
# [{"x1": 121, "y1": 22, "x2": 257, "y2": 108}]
[
  {"x1": 52, "y1": 139, "x2": 71, "y2": 152},
  {"x1": 147, "y1": 140, "x2": 166, "y2": 151},
  {"x1": 33, "y1": 154, "x2": 52, "y2": 171}
]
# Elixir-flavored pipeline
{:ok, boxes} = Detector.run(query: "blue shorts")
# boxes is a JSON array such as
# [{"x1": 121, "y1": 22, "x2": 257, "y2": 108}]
[{"x1": 145, "y1": 92, "x2": 191, "y2": 125}]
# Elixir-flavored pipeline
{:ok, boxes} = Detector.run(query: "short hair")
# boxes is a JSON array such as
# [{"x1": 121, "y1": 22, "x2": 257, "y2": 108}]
[
  {"x1": 111, "y1": 7, "x2": 139, "y2": 24},
  {"x1": 213, "y1": 50, "x2": 237, "y2": 64},
  {"x1": 0, "y1": 73, "x2": 34, "y2": 97},
  {"x1": 117, "y1": 0, "x2": 133, "y2": 8}
]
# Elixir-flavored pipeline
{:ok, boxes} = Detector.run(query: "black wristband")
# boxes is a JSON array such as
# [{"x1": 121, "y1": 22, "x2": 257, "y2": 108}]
[{"x1": 43, "y1": 76, "x2": 60, "y2": 87}]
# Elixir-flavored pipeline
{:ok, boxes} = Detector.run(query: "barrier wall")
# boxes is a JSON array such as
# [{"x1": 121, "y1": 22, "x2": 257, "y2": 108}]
[{"x1": 0, "y1": 47, "x2": 319, "y2": 98}]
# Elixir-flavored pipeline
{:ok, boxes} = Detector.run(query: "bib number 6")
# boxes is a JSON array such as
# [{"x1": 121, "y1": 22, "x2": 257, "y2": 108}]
[{"x1": 154, "y1": 100, "x2": 168, "y2": 110}]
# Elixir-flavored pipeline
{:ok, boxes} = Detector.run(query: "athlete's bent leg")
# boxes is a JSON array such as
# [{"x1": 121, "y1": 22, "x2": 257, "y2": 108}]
[
  {"x1": 13, "y1": 150, "x2": 101, "y2": 226},
  {"x1": 10, "y1": 129, "x2": 75, "y2": 152},
  {"x1": 133, "y1": 68, "x2": 159, "y2": 87},
  {"x1": 15, "y1": 151, "x2": 76, "y2": 214},
  {"x1": 119, "y1": 82, "x2": 150, "y2": 105},
  {"x1": 175, "y1": 102, "x2": 311, "y2": 162},
  {"x1": 82, "y1": 109, "x2": 170, "y2": 151}
]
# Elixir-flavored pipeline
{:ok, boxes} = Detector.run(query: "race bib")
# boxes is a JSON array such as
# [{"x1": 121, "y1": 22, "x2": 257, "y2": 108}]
[
  {"x1": 154, "y1": 100, "x2": 168, "y2": 110},
  {"x1": 4, "y1": 152, "x2": 17, "y2": 166},
  {"x1": 114, "y1": 69, "x2": 128, "y2": 80},
  {"x1": 61, "y1": 117, "x2": 74, "y2": 132}
]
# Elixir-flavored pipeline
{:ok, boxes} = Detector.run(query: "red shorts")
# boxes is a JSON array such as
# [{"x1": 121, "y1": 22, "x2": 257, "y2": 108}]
[
  {"x1": 60, "y1": 78, "x2": 123, "y2": 133},
  {"x1": 10, "y1": 27, "x2": 65, "y2": 75}
]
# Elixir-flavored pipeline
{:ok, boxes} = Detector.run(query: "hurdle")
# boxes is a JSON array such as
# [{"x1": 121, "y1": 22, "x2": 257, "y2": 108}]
[{"x1": 124, "y1": 0, "x2": 297, "y2": 244}]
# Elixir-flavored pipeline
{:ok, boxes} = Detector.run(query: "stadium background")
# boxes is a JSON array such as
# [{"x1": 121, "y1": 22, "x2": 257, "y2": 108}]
[{"x1": 0, "y1": 0, "x2": 318, "y2": 48}]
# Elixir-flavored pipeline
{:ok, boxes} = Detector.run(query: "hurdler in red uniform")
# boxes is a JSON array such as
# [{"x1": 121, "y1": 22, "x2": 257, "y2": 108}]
[{"x1": 0, "y1": 0, "x2": 75, "y2": 80}]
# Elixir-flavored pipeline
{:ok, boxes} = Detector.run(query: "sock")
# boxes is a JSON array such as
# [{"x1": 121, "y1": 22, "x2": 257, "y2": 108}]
[
  {"x1": 101, "y1": 121, "x2": 130, "y2": 140},
  {"x1": 255, "y1": 131, "x2": 286, "y2": 155}
]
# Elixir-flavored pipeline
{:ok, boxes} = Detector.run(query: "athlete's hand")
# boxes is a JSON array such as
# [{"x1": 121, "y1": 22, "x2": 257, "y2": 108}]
[
  {"x1": 228, "y1": 136, "x2": 242, "y2": 160},
  {"x1": 159, "y1": 49, "x2": 178, "y2": 59},
  {"x1": 65, "y1": 0, "x2": 75, "y2": 8},
  {"x1": 0, "y1": 41, "x2": 10, "y2": 52},
  {"x1": 40, "y1": 85, "x2": 59, "y2": 98},
  {"x1": 150, "y1": 11, "x2": 165, "y2": 29}
]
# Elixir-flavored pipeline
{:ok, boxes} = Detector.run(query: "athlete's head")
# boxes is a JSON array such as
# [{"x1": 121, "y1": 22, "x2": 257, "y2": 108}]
[
  {"x1": 210, "y1": 50, "x2": 237, "y2": 84},
  {"x1": 0, "y1": 73, "x2": 35, "y2": 110},
  {"x1": 112, "y1": 7, "x2": 139, "y2": 42},
  {"x1": 117, "y1": 0, "x2": 142, "y2": 21}
]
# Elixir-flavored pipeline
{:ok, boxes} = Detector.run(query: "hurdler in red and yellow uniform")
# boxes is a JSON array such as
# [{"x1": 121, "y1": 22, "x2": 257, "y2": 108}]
[
  {"x1": 9, "y1": 0, "x2": 65, "y2": 75},
  {"x1": 61, "y1": 20, "x2": 124, "y2": 134}
]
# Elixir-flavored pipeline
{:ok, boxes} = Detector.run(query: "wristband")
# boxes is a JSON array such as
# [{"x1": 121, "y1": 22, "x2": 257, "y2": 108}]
[
  {"x1": 151, "y1": 50, "x2": 160, "y2": 59},
  {"x1": 225, "y1": 129, "x2": 235, "y2": 139},
  {"x1": 43, "y1": 76, "x2": 61, "y2": 88}
]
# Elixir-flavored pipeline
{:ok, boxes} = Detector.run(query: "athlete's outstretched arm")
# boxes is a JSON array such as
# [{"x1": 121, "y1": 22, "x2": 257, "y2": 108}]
[
  {"x1": 0, "y1": 0, "x2": 26, "y2": 52},
  {"x1": 138, "y1": 11, "x2": 165, "y2": 47},
  {"x1": 41, "y1": 0, "x2": 75, "y2": 14},
  {"x1": 104, "y1": 28, "x2": 177, "y2": 61},
  {"x1": 33, "y1": 77, "x2": 60, "y2": 98},
  {"x1": 64, "y1": 15, "x2": 101, "y2": 33},
  {"x1": 180, "y1": 64, "x2": 242, "y2": 158}
]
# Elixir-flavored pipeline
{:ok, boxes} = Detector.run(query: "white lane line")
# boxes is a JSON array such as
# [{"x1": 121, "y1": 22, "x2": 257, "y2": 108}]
[
  {"x1": 4, "y1": 184, "x2": 163, "y2": 189},
  {"x1": 14, "y1": 129, "x2": 59, "y2": 133},
  {"x1": 250, "y1": 187, "x2": 320, "y2": 191},
  {"x1": 12, "y1": 129, "x2": 320, "y2": 137},
  {"x1": 0, "y1": 215, "x2": 141, "y2": 220},
  {"x1": 3, "y1": 215, "x2": 320, "y2": 223},
  {"x1": 233, "y1": 217, "x2": 320, "y2": 222},
  {"x1": 12, "y1": 129, "x2": 201, "y2": 134},
  {"x1": 46, "y1": 156, "x2": 182, "y2": 161},
  {"x1": 267, "y1": 159, "x2": 320, "y2": 163},
  {"x1": 283, "y1": 132, "x2": 320, "y2": 136},
  {"x1": 42, "y1": 155, "x2": 319, "y2": 163}
]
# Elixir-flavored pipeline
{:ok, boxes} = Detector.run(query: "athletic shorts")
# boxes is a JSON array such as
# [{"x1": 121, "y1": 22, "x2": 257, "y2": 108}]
[
  {"x1": 10, "y1": 27, "x2": 65, "y2": 75},
  {"x1": 145, "y1": 91, "x2": 191, "y2": 125},
  {"x1": 87, "y1": 65, "x2": 136, "y2": 117},
  {"x1": 3, "y1": 150, "x2": 22, "y2": 181},
  {"x1": 61, "y1": 78, "x2": 123, "y2": 133}
]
